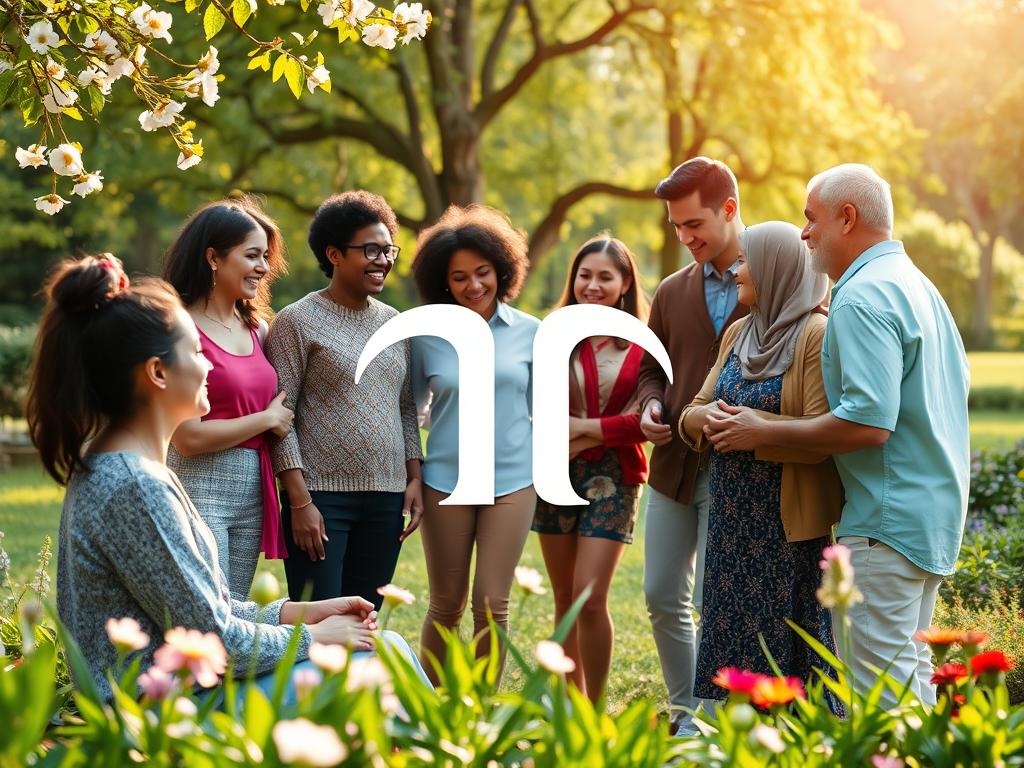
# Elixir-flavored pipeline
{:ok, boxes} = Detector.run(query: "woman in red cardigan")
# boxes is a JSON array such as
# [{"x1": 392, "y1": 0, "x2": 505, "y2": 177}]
[{"x1": 533, "y1": 233, "x2": 650, "y2": 703}]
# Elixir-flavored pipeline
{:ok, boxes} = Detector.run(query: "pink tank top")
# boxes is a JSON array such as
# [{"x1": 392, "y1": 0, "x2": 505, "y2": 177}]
[{"x1": 199, "y1": 326, "x2": 287, "y2": 559}]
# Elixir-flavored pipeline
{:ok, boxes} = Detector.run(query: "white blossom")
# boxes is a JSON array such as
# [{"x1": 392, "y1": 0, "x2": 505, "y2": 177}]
[
  {"x1": 78, "y1": 66, "x2": 113, "y2": 95},
  {"x1": 345, "y1": 0, "x2": 375, "y2": 25},
  {"x1": 306, "y1": 64, "x2": 330, "y2": 92},
  {"x1": 401, "y1": 10, "x2": 430, "y2": 44},
  {"x1": 138, "y1": 100, "x2": 184, "y2": 131},
  {"x1": 84, "y1": 30, "x2": 120, "y2": 58},
  {"x1": 73, "y1": 171, "x2": 104, "y2": 197},
  {"x1": 45, "y1": 58, "x2": 65, "y2": 81},
  {"x1": 514, "y1": 566, "x2": 547, "y2": 596},
  {"x1": 196, "y1": 46, "x2": 219, "y2": 75},
  {"x1": 26, "y1": 21, "x2": 60, "y2": 55},
  {"x1": 107, "y1": 56, "x2": 136, "y2": 81},
  {"x1": 16, "y1": 144, "x2": 48, "y2": 169},
  {"x1": 35, "y1": 194, "x2": 69, "y2": 215},
  {"x1": 184, "y1": 72, "x2": 219, "y2": 106},
  {"x1": 49, "y1": 143, "x2": 84, "y2": 176},
  {"x1": 0, "y1": 60, "x2": 12, "y2": 74},
  {"x1": 130, "y1": 4, "x2": 173, "y2": 43},
  {"x1": 42, "y1": 81, "x2": 78, "y2": 113},
  {"x1": 361, "y1": 23, "x2": 397, "y2": 49},
  {"x1": 750, "y1": 724, "x2": 786, "y2": 754},
  {"x1": 177, "y1": 146, "x2": 202, "y2": 170},
  {"x1": 308, "y1": 642, "x2": 348, "y2": 673},
  {"x1": 317, "y1": 0, "x2": 339, "y2": 26},
  {"x1": 535, "y1": 640, "x2": 576, "y2": 674},
  {"x1": 272, "y1": 719, "x2": 347, "y2": 766}
]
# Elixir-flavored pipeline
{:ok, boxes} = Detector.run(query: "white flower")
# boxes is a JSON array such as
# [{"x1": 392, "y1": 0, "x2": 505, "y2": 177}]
[
  {"x1": 26, "y1": 21, "x2": 60, "y2": 55},
  {"x1": 131, "y1": 3, "x2": 173, "y2": 42},
  {"x1": 317, "y1": 0, "x2": 339, "y2": 26},
  {"x1": 306, "y1": 64, "x2": 330, "y2": 92},
  {"x1": 16, "y1": 144, "x2": 48, "y2": 169},
  {"x1": 0, "y1": 60, "x2": 12, "y2": 73},
  {"x1": 308, "y1": 642, "x2": 347, "y2": 673},
  {"x1": 361, "y1": 23, "x2": 397, "y2": 49},
  {"x1": 377, "y1": 583, "x2": 415, "y2": 606},
  {"x1": 514, "y1": 566, "x2": 547, "y2": 595},
  {"x1": 49, "y1": 143, "x2": 84, "y2": 176},
  {"x1": 272, "y1": 719, "x2": 347, "y2": 766},
  {"x1": 107, "y1": 56, "x2": 135, "y2": 81},
  {"x1": 293, "y1": 667, "x2": 322, "y2": 699},
  {"x1": 177, "y1": 147, "x2": 202, "y2": 170},
  {"x1": 401, "y1": 10, "x2": 429, "y2": 44},
  {"x1": 84, "y1": 30, "x2": 120, "y2": 58},
  {"x1": 173, "y1": 697, "x2": 198, "y2": 717},
  {"x1": 35, "y1": 194, "x2": 70, "y2": 215},
  {"x1": 138, "y1": 100, "x2": 184, "y2": 131},
  {"x1": 345, "y1": 656, "x2": 391, "y2": 690},
  {"x1": 105, "y1": 616, "x2": 149, "y2": 650},
  {"x1": 344, "y1": 0, "x2": 375, "y2": 24},
  {"x1": 184, "y1": 71, "x2": 219, "y2": 106},
  {"x1": 45, "y1": 58, "x2": 65, "y2": 81},
  {"x1": 392, "y1": 2, "x2": 418, "y2": 24},
  {"x1": 42, "y1": 82, "x2": 78, "y2": 113},
  {"x1": 195, "y1": 45, "x2": 219, "y2": 75},
  {"x1": 535, "y1": 640, "x2": 575, "y2": 674},
  {"x1": 750, "y1": 723, "x2": 786, "y2": 754},
  {"x1": 78, "y1": 66, "x2": 113, "y2": 95},
  {"x1": 73, "y1": 171, "x2": 104, "y2": 197}
]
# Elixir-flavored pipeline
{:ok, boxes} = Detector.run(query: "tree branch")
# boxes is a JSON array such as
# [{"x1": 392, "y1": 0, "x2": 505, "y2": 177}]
[
  {"x1": 528, "y1": 181, "x2": 654, "y2": 265},
  {"x1": 475, "y1": 1, "x2": 649, "y2": 127},
  {"x1": 481, "y1": 0, "x2": 523, "y2": 98},
  {"x1": 253, "y1": 112, "x2": 416, "y2": 171}
]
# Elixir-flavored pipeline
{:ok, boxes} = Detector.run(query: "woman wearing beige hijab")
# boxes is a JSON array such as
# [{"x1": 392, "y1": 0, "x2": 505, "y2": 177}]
[{"x1": 678, "y1": 221, "x2": 843, "y2": 706}]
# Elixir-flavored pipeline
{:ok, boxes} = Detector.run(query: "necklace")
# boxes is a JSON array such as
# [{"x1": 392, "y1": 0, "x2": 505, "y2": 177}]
[{"x1": 202, "y1": 310, "x2": 239, "y2": 332}]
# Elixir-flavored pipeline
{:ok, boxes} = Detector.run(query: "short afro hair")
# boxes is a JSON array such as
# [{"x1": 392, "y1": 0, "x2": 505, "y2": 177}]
[
  {"x1": 308, "y1": 191, "x2": 399, "y2": 277},
  {"x1": 411, "y1": 205, "x2": 530, "y2": 305}
]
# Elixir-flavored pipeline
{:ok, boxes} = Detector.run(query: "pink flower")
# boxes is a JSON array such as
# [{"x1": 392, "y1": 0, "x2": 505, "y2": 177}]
[
  {"x1": 871, "y1": 756, "x2": 904, "y2": 768},
  {"x1": 138, "y1": 666, "x2": 176, "y2": 701},
  {"x1": 294, "y1": 667, "x2": 322, "y2": 700},
  {"x1": 105, "y1": 617, "x2": 150, "y2": 652},
  {"x1": 712, "y1": 667, "x2": 766, "y2": 699},
  {"x1": 154, "y1": 628, "x2": 227, "y2": 688},
  {"x1": 309, "y1": 642, "x2": 347, "y2": 674},
  {"x1": 817, "y1": 544, "x2": 863, "y2": 609}
]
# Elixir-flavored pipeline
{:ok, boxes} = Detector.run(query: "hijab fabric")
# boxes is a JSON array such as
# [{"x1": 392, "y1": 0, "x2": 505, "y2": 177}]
[{"x1": 733, "y1": 221, "x2": 828, "y2": 381}]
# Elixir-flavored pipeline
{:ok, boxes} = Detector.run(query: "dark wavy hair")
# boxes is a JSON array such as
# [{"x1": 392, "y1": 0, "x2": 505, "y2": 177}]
[
  {"x1": 654, "y1": 156, "x2": 739, "y2": 211},
  {"x1": 411, "y1": 205, "x2": 530, "y2": 304},
  {"x1": 556, "y1": 232, "x2": 649, "y2": 322},
  {"x1": 307, "y1": 191, "x2": 400, "y2": 278},
  {"x1": 27, "y1": 255, "x2": 184, "y2": 485},
  {"x1": 162, "y1": 195, "x2": 285, "y2": 328}
]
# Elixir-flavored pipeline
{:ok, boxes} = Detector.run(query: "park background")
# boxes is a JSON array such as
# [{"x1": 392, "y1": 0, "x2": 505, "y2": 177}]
[{"x1": 1, "y1": 0, "x2": 1023, "y2": 713}]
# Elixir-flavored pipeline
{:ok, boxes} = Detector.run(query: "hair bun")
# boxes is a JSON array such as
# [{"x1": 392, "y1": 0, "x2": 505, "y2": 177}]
[{"x1": 50, "y1": 254, "x2": 130, "y2": 316}]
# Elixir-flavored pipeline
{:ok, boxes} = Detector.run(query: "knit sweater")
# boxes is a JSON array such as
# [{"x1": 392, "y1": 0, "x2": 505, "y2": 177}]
[
  {"x1": 265, "y1": 290, "x2": 422, "y2": 492},
  {"x1": 57, "y1": 452, "x2": 311, "y2": 701}
]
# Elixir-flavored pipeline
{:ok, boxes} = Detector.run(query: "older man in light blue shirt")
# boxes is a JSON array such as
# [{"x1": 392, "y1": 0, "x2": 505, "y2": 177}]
[{"x1": 702, "y1": 164, "x2": 969, "y2": 707}]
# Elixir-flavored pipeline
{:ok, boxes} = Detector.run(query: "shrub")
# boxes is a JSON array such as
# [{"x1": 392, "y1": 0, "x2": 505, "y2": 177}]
[
  {"x1": 0, "y1": 325, "x2": 34, "y2": 421},
  {"x1": 969, "y1": 386, "x2": 1024, "y2": 411},
  {"x1": 969, "y1": 443, "x2": 1024, "y2": 523}
]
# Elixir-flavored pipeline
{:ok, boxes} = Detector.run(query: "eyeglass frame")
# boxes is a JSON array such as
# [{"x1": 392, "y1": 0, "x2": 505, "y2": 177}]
[{"x1": 339, "y1": 242, "x2": 401, "y2": 263}]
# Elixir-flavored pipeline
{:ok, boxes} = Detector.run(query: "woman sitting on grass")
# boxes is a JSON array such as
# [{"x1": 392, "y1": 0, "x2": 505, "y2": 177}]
[{"x1": 25, "y1": 254, "x2": 425, "y2": 701}]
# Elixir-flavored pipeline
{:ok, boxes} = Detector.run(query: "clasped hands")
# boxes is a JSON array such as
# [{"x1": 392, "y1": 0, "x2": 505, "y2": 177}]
[
  {"x1": 702, "y1": 399, "x2": 768, "y2": 454},
  {"x1": 280, "y1": 596, "x2": 379, "y2": 651}
]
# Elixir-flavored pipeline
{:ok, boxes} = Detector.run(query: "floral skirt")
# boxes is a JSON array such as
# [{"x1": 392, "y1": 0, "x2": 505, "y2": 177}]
[{"x1": 532, "y1": 449, "x2": 640, "y2": 544}]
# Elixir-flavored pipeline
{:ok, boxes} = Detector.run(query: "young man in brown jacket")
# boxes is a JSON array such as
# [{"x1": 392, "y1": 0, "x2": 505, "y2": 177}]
[{"x1": 638, "y1": 157, "x2": 749, "y2": 736}]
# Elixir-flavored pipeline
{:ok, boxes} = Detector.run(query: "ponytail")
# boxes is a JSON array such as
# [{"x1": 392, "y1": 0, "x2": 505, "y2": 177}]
[{"x1": 26, "y1": 255, "x2": 183, "y2": 485}]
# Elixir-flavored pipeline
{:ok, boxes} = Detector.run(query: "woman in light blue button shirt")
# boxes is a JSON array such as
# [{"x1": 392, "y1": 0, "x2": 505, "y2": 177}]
[{"x1": 410, "y1": 205, "x2": 539, "y2": 685}]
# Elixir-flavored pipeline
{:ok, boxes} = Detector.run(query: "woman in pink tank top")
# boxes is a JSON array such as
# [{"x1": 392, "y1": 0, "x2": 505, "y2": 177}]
[{"x1": 162, "y1": 198, "x2": 293, "y2": 599}]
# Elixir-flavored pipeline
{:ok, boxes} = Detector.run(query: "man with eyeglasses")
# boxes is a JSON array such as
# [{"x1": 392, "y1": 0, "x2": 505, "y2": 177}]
[{"x1": 266, "y1": 190, "x2": 425, "y2": 613}]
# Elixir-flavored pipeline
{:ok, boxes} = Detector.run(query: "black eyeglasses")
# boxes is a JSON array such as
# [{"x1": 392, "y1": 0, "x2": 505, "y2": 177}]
[{"x1": 341, "y1": 242, "x2": 401, "y2": 263}]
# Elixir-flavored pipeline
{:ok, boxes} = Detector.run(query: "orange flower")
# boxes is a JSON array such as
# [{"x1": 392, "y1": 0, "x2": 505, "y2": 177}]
[
  {"x1": 931, "y1": 663, "x2": 968, "y2": 686},
  {"x1": 751, "y1": 676, "x2": 805, "y2": 709},
  {"x1": 915, "y1": 627, "x2": 964, "y2": 647},
  {"x1": 969, "y1": 650, "x2": 1015, "y2": 676},
  {"x1": 961, "y1": 631, "x2": 990, "y2": 649},
  {"x1": 712, "y1": 667, "x2": 766, "y2": 699}
]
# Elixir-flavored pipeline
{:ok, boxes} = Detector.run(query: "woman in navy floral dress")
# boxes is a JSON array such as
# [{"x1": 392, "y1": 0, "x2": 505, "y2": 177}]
[{"x1": 679, "y1": 222, "x2": 843, "y2": 704}]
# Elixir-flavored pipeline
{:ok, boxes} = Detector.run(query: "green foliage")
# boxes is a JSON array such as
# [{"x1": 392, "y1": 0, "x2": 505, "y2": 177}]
[{"x1": 0, "y1": 326, "x2": 34, "y2": 421}]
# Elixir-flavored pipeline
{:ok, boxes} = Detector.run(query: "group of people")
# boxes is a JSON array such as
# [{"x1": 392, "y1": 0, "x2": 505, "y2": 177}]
[{"x1": 27, "y1": 155, "x2": 970, "y2": 731}]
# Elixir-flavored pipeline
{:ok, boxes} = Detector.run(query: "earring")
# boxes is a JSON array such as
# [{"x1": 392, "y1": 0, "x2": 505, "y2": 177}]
[{"x1": 212, "y1": 267, "x2": 217, "y2": 288}]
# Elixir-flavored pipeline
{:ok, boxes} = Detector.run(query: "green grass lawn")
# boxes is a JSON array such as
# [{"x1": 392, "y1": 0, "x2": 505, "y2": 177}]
[
  {"x1": 968, "y1": 352, "x2": 1024, "y2": 389},
  {"x1": 1, "y1": 406, "x2": 1019, "y2": 712}
]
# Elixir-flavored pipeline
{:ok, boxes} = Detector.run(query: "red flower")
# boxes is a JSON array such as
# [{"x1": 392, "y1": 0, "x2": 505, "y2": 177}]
[
  {"x1": 931, "y1": 663, "x2": 969, "y2": 686},
  {"x1": 969, "y1": 650, "x2": 1015, "y2": 676},
  {"x1": 712, "y1": 667, "x2": 766, "y2": 698},
  {"x1": 751, "y1": 676, "x2": 806, "y2": 709}
]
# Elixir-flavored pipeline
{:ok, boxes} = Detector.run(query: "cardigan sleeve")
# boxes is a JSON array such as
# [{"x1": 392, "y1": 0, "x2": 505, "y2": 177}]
[
  {"x1": 399, "y1": 339, "x2": 424, "y2": 462},
  {"x1": 600, "y1": 413, "x2": 646, "y2": 447},
  {"x1": 264, "y1": 307, "x2": 308, "y2": 475},
  {"x1": 678, "y1": 319, "x2": 744, "y2": 450},
  {"x1": 636, "y1": 286, "x2": 668, "y2": 412},
  {"x1": 755, "y1": 318, "x2": 832, "y2": 465}
]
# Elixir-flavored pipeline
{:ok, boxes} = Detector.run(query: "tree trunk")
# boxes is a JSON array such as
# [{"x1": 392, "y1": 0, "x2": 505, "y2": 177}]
[{"x1": 971, "y1": 233, "x2": 996, "y2": 349}]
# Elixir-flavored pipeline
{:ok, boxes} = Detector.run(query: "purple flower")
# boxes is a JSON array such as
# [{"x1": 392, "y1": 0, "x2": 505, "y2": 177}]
[
  {"x1": 995, "y1": 504, "x2": 1009, "y2": 517},
  {"x1": 968, "y1": 518, "x2": 986, "y2": 533}
]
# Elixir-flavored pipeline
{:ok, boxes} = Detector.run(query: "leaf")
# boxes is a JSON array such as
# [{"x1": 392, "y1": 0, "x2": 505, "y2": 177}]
[
  {"x1": 247, "y1": 51, "x2": 270, "y2": 70},
  {"x1": 232, "y1": 0, "x2": 252, "y2": 27},
  {"x1": 284, "y1": 58, "x2": 304, "y2": 99},
  {"x1": 203, "y1": 2, "x2": 225, "y2": 40},
  {"x1": 63, "y1": 107, "x2": 84, "y2": 121},
  {"x1": 85, "y1": 86, "x2": 105, "y2": 115},
  {"x1": 20, "y1": 96, "x2": 43, "y2": 126},
  {"x1": 272, "y1": 53, "x2": 288, "y2": 83},
  {"x1": 185, "y1": 0, "x2": 201, "y2": 10},
  {"x1": 0, "y1": 69, "x2": 17, "y2": 104}
]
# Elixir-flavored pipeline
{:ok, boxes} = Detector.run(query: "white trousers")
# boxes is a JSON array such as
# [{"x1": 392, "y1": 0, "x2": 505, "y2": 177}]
[{"x1": 839, "y1": 535, "x2": 943, "y2": 708}]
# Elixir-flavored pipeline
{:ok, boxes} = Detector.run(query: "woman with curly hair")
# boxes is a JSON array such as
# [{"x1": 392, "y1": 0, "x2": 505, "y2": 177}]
[
  {"x1": 410, "y1": 205, "x2": 539, "y2": 684},
  {"x1": 532, "y1": 233, "x2": 650, "y2": 703},
  {"x1": 162, "y1": 197, "x2": 293, "y2": 599},
  {"x1": 265, "y1": 191, "x2": 424, "y2": 610}
]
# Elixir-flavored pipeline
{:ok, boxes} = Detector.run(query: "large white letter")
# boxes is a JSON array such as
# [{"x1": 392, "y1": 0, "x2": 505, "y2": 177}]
[
  {"x1": 532, "y1": 304, "x2": 673, "y2": 505},
  {"x1": 355, "y1": 305, "x2": 495, "y2": 504}
]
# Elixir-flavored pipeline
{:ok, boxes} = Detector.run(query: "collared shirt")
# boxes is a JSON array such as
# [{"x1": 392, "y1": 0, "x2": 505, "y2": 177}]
[
  {"x1": 411, "y1": 302, "x2": 540, "y2": 496},
  {"x1": 822, "y1": 240, "x2": 970, "y2": 575},
  {"x1": 703, "y1": 260, "x2": 739, "y2": 334}
]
